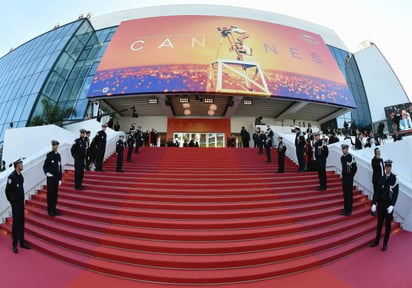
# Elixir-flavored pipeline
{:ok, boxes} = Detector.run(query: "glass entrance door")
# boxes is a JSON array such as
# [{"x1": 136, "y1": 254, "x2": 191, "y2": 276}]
[{"x1": 173, "y1": 132, "x2": 225, "y2": 148}]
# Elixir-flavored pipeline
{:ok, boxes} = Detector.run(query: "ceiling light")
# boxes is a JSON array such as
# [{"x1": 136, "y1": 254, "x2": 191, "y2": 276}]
[
  {"x1": 208, "y1": 110, "x2": 215, "y2": 116},
  {"x1": 184, "y1": 109, "x2": 191, "y2": 116},
  {"x1": 204, "y1": 97, "x2": 214, "y2": 104},
  {"x1": 243, "y1": 98, "x2": 253, "y2": 105},
  {"x1": 209, "y1": 104, "x2": 217, "y2": 111},
  {"x1": 148, "y1": 97, "x2": 158, "y2": 104},
  {"x1": 179, "y1": 97, "x2": 189, "y2": 104},
  {"x1": 183, "y1": 103, "x2": 190, "y2": 109}
]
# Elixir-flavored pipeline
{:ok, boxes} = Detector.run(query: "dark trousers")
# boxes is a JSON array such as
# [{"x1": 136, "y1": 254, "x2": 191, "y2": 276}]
[
  {"x1": 47, "y1": 177, "x2": 59, "y2": 213},
  {"x1": 74, "y1": 159, "x2": 85, "y2": 189},
  {"x1": 85, "y1": 151, "x2": 91, "y2": 171},
  {"x1": 372, "y1": 179, "x2": 380, "y2": 201},
  {"x1": 265, "y1": 145, "x2": 272, "y2": 162},
  {"x1": 374, "y1": 201, "x2": 393, "y2": 246},
  {"x1": 296, "y1": 147, "x2": 305, "y2": 171},
  {"x1": 242, "y1": 138, "x2": 249, "y2": 148},
  {"x1": 11, "y1": 203, "x2": 25, "y2": 247},
  {"x1": 317, "y1": 159, "x2": 327, "y2": 189},
  {"x1": 127, "y1": 146, "x2": 133, "y2": 162},
  {"x1": 258, "y1": 143, "x2": 263, "y2": 154},
  {"x1": 278, "y1": 153, "x2": 285, "y2": 172},
  {"x1": 117, "y1": 152, "x2": 123, "y2": 172},
  {"x1": 135, "y1": 142, "x2": 140, "y2": 153},
  {"x1": 342, "y1": 175, "x2": 353, "y2": 214},
  {"x1": 95, "y1": 149, "x2": 105, "y2": 171}
]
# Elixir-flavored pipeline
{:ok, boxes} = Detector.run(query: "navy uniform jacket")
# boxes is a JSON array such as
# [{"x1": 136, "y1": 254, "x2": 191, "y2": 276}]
[
  {"x1": 71, "y1": 138, "x2": 87, "y2": 160},
  {"x1": 116, "y1": 140, "x2": 125, "y2": 153},
  {"x1": 95, "y1": 130, "x2": 107, "y2": 150},
  {"x1": 43, "y1": 151, "x2": 62, "y2": 181},
  {"x1": 5, "y1": 171, "x2": 24, "y2": 204},
  {"x1": 295, "y1": 132, "x2": 305, "y2": 149},
  {"x1": 278, "y1": 141, "x2": 287, "y2": 154},
  {"x1": 314, "y1": 140, "x2": 329, "y2": 161},
  {"x1": 373, "y1": 173, "x2": 399, "y2": 206},
  {"x1": 341, "y1": 153, "x2": 357, "y2": 177},
  {"x1": 127, "y1": 134, "x2": 135, "y2": 147}
]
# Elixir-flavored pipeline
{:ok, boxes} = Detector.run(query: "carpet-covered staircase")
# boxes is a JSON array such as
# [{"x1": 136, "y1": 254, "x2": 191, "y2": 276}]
[{"x1": 1, "y1": 147, "x2": 391, "y2": 285}]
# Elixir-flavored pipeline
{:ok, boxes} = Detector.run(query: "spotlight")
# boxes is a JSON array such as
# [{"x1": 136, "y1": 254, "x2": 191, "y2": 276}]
[
  {"x1": 209, "y1": 104, "x2": 217, "y2": 111},
  {"x1": 179, "y1": 97, "x2": 189, "y2": 104},
  {"x1": 208, "y1": 110, "x2": 215, "y2": 116},
  {"x1": 243, "y1": 98, "x2": 253, "y2": 105},
  {"x1": 148, "y1": 97, "x2": 158, "y2": 104},
  {"x1": 183, "y1": 103, "x2": 190, "y2": 109}
]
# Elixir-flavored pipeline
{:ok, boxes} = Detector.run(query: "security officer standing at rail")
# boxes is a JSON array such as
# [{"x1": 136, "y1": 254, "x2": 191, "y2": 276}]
[
  {"x1": 370, "y1": 160, "x2": 399, "y2": 251},
  {"x1": 71, "y1": 129, "x2": 87, "y2": 190},
  {"x1": 95, "y1": 124, "x2": 107, "y2": 171},
  {"x1": 43, "y1": 140, "x2": 62, "y2": 217},
  {"x1": 277, "y1": 136, "x2": 287, "y2": 173},
  {"x1": 5, "y1": 158, "x2": 31, "y2": 254},
  {"x1": 314, "y1": 132, "x2": 329, "y2": 191},
  {"x1": 116, "y1": 135, "x2": 125, "y2": 172},
  {"x1": 127, "y1": 130, "x2": 135, "y2": 162},
  {"x1": 295, "y1": 126, "x2": 305, "y2": 172},
  {"x1": 340, "y1": 144, "x2": 357, "y2": 216}
]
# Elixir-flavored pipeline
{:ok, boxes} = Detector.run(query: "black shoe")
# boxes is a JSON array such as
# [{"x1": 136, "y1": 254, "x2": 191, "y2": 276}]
[
  {"x1": 21, "y1": 243, "x2": 31, "y2": 249},
  {"x1": 382, "y1": 245, "x2": 387, "y2": 251},
  {"x1": 339, "y1": 211, "x2": 346, "y2": 215},
  {"x1": 48, "y1": 212, "x2": 56, "y2": 217},
  {"x1": 370, "y1": 241, "x2": 379, "y2": 247},
  {"x1": 75, "y1": 187, "x2": 85, "y2": 190},
  {"x1": 344, "y1": 212, "x2": 351, "y2": 216},
  {"x1": 54, "y1": 210, "x2": 61, "y2": 216},
  {"x1": 13, "y1": 246, "x2": 18, "y2": 254}
]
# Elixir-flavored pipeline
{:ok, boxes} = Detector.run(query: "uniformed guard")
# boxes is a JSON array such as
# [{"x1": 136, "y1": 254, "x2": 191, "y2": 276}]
[
  {"x1": 295, "y1": 126, "x2": 305, "y2": 172},
  {"x1": 43, "y1": 140, "x2": 62, "y2": 217},
  {"x1": 340, "y1": 144, "x2": 357, "y2": 216},
  {"x1": 71, "y1": 129, "x2": 87, "y2": 190},
  {"x1": 95, "y1": 124, "x2": 107, "y2": 171},
  {"x1": 265, "y1": 126, "x2": 274, "y2": 163},
  {"x1": 5, "y1": 158, "x2": 31, "y2": 253},
  {"x1": 371, "y1": 147, "x2": 384, "y2": 215},
  {"x1": 370, "y1": 160, "x2": 399, "y2": 251},
  {"x1": 127, "y1": 131, "x2": 135, "y2": 162},
  {"x1": 314, "y1": 132, "x2": 329, "y2": 191},
  {"x1": 116, "y1": 135, "x2": 125, "y2": 172},
  {"x1": 277, "y1": 136, "x2": 287, "y2": 173}
]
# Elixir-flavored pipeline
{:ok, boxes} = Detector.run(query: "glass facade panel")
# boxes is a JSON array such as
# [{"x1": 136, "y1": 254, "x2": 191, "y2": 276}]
[{"x1": 0, "y1": 20, "x2": 83, "y2": 141}]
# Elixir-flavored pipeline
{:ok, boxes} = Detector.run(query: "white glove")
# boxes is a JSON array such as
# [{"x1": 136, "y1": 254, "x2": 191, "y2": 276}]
[
  {"x1": 46, "y1": 172, "x2": 53, "y2": 177},
  {"x1": 387, "y1": 205, "x2": 394, "y2": 214},
  {"x1": 371, "y1": 204, "x2": 376, "y2": 213},
  {"x1": 58, "y1": 180, "x2": 62, "y2": 186}
]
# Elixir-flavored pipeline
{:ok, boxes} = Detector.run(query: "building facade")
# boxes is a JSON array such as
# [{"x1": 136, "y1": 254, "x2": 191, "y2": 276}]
[{"x1": 0, "y1": 4, "x2": 408, "y2": 143}]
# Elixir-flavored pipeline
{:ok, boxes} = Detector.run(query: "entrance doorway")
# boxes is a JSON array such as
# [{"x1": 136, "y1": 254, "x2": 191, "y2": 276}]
[{"x1": 173, "y1": 132, "x2": 225, "y2": 148}]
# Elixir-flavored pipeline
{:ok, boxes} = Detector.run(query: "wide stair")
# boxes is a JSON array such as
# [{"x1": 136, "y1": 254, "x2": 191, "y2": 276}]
[{"x1": 1, "y1": 147, "x2": 391, "y2": 285}]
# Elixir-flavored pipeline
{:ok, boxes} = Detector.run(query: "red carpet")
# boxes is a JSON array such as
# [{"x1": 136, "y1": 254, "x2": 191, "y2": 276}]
[{"x1": 1, "y1": 147, "x2": 410, "y2": 287}]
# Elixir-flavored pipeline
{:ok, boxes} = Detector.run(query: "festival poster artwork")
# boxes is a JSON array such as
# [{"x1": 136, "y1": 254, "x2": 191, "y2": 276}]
[{"x1": 87, "y1": 15, "x2": 355, "y2": 108}]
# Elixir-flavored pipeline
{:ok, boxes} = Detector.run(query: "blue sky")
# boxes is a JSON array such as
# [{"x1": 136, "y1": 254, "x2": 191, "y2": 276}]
[{"x1": 2, "y1": 0, "x2": 411, "y2": 99}]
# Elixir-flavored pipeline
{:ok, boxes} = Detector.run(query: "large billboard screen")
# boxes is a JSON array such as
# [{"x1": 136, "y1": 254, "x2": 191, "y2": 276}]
[
  {"x1": 384, "y1": 102, "x2": 412, "y2": 132},
  {"x1": 87, "y1": 15, "x2": 355, "y2": 108}
]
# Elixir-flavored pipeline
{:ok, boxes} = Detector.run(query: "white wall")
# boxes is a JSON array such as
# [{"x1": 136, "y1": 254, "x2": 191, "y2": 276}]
[
  {"x1": 1, "y1": 120, "x2": 123, "y2": 222},
  {"x1": 355, "y1": 44, "x2": 410, "y2": 124}
]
